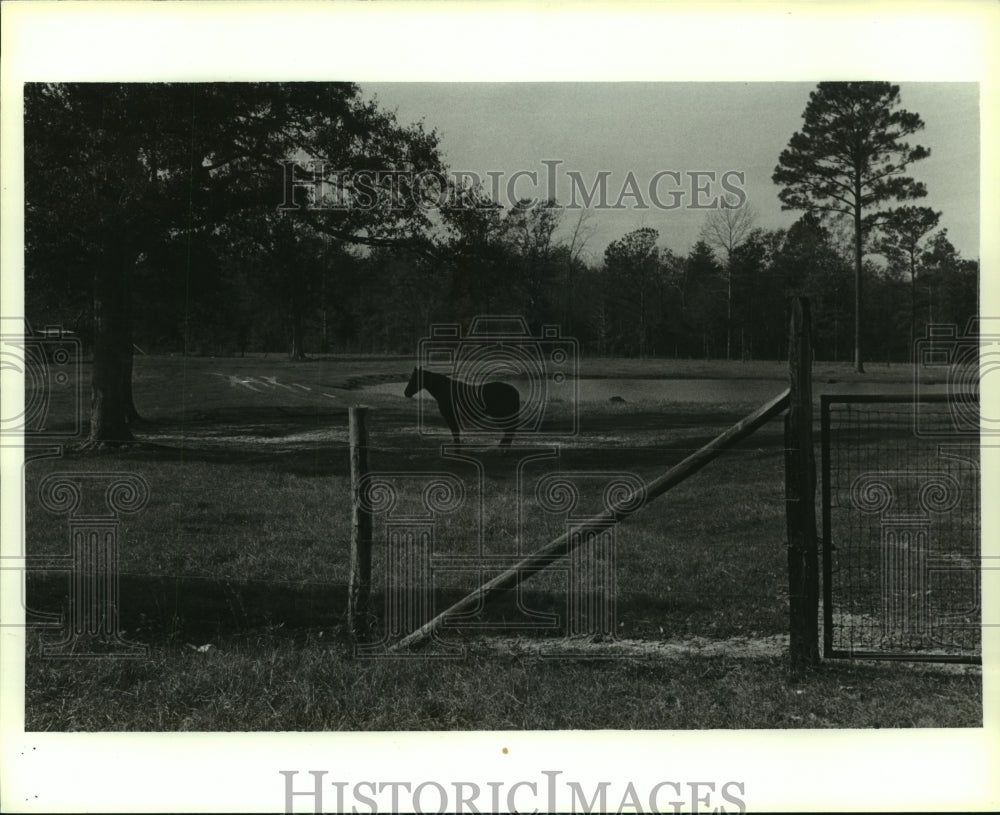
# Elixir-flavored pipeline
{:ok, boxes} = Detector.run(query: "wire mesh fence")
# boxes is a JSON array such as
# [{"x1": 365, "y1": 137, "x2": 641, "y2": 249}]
[{"x1": 821, "y1": 395, "x2": 981, "y2": 663}]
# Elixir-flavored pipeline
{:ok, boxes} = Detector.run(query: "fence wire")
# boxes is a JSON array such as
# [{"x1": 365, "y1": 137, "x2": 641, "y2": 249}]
[{"x1": 822, "y1": 395, "x2": 981, "y2": 663}]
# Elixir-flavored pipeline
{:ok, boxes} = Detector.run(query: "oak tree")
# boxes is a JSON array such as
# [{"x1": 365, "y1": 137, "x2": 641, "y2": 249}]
[{"x1": 25, "y1": 83, "x2": 444, "y2": 445}]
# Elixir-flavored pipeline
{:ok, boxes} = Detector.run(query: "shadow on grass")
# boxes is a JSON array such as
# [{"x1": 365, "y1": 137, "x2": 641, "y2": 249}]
[
  {"x1": 46, "y1": 414, "x2": 790, "y2": 487},
  {"x1": 25, "y1": 572, "x2": 731, "y2": 647},
  {"x1": 56, "y1": 440, "x2": 353, "y2": 478},
  {"x1": 153, "y1": 403, "x2": 347, "y2": 422}
]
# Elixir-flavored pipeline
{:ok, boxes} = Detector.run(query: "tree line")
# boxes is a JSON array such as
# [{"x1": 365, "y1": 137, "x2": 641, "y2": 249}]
[
  {"x1": 23, "y1": 82, "x2": 979, "y2": 445},
  {"x1": 30, "y1": 176, "x2": 978, "y2": 365},
  {"x1": 206, "y1": 206, "x2": 968, "y2": 365}
]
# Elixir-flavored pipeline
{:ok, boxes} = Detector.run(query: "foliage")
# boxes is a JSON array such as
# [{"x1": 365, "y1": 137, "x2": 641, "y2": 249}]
[
  {"x1": 699, "y1": 204, "x2": 758, "y2": 359},
  {"x1": 24, "y1": 82, "x2": 978, "y2": 379},
  {"x1": 25, "y1": 82, "x2": 447, "y2": 442},
  {"x1": 772, "y1": 83, "x2": 930, "y2": 221},
  {"x1": 875, "y1": 206, "x2": 942, "y2": 276},
  {"x1": 772, "y1": 82, "x2": 931, "y2": 372}
]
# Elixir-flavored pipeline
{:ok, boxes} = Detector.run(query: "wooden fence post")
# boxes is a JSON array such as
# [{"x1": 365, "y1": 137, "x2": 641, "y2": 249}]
[
  {"x1": 786, "y1": 297, "x2": 820, "y2": 669},
  {"x1": 348, "y1": 407, "x2": 372, "y2": 641}
]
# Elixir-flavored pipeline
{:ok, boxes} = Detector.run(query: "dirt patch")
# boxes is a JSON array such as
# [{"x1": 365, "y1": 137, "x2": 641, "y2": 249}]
[
  {"x1": 471, "y1": 634, "x2": 981, "y2": 673},
  {"x1": 148, "y1": 426, "x2": 349, "y2": 448},
  {"x1": 344, "y1": 372, "x2": 411, "y2": 390},
  {"x1": 479, "y1": 633, "x2": 789, "y2": 659}
]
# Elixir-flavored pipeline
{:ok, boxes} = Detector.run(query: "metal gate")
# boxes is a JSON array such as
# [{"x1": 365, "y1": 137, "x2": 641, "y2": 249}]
[{"x1": 821, "y1": 394, "x2": 981, "y2": 663}]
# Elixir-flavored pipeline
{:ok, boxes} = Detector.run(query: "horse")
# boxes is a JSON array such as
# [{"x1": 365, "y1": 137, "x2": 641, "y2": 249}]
[{"x1": 404, "y1": 367, "x2": 520, "y2": 448}]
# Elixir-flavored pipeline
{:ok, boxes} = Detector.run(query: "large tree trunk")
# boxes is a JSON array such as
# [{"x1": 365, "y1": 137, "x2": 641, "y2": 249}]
[
  {"x1": 89, "y1": 247, "x2": 137, "y2": 445},
  {"x1": 288, "y1": 307, "x2": 306, "y2": 360},
  {"x1": 286, "y1": 263, "x2": 308, "y2": 360},
  {"x1": 853, "y1": 177, "x2": 865, "y2": 374},
  {"x1": 122, "y1": 257, "x2": 141, "y2": 423},
  {"x1": 726, "y1": 264, "x2": 733, "y2": 361}
]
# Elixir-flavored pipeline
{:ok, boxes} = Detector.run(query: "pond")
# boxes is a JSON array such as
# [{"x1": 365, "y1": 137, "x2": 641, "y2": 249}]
[{"x1": 362, "y1": 377, "x2": 959, "y2": 404}]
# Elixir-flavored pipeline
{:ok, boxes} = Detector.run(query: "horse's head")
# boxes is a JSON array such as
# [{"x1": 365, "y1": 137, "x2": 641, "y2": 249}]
[{"x1": 404, "y1": 367, "x2": 421, "y2": 398}]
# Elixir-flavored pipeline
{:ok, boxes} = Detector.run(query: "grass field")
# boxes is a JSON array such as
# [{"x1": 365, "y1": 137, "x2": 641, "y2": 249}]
[{"x1": 19, "y1": 354, "x2": 982, "y2": 730}]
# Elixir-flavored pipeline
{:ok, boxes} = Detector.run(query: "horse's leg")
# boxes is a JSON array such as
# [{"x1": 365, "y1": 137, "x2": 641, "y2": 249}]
[
  {"x1": 500, "y1": 389, "x2": 519, "y2": 448},
  {"x1": 438, "y1": 400, "x2": 461, "y2": 445}
]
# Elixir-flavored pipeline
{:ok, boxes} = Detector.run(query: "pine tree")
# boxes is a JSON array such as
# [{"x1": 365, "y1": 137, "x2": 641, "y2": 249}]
[{"x1": 773, "y1": 83, "x2": 930, "y2": 372}]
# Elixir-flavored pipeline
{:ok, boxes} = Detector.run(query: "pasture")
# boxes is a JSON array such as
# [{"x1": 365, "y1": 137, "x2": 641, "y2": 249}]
[{"x1": 22, "y1": 355, "x2": 981, "y2": 730}]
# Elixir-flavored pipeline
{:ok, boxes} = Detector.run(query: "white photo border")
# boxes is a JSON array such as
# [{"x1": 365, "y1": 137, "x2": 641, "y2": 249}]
[{"x1": 2, "y1": 2, "x2": 998, "y2": 813}]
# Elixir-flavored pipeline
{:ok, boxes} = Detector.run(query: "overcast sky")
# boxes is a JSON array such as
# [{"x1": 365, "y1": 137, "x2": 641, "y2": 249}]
[{"x1": 360, "y1": 82, "x2": 980, "y2": 262}]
